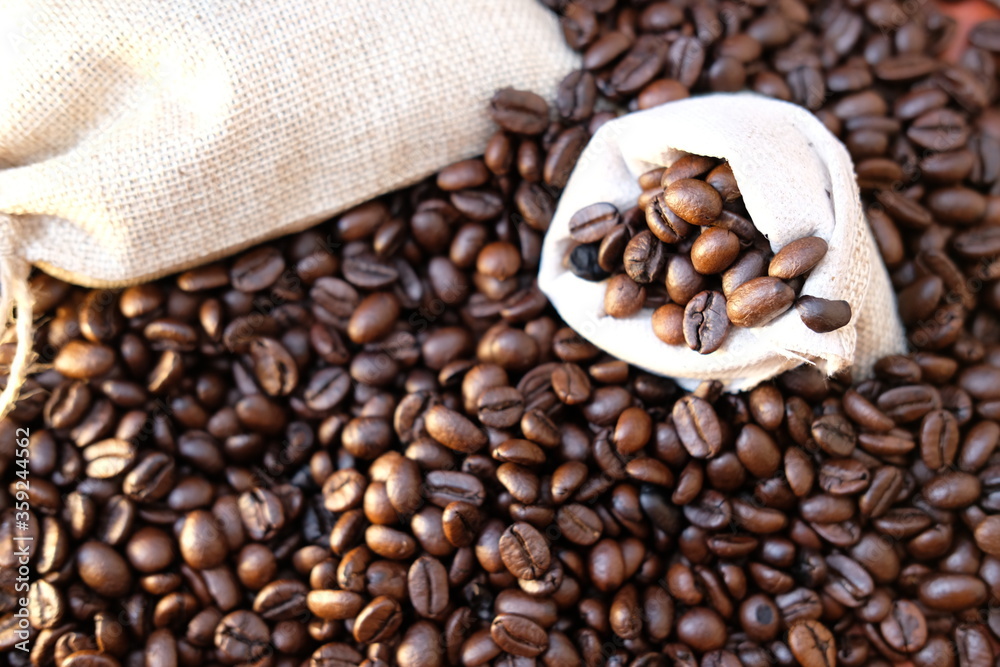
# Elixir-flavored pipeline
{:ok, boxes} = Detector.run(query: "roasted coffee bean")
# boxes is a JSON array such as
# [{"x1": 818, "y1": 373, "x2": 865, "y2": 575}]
[
  {"x1": 612, "y1": 35, "x2": 668, "y2": 95},
  {"x1": 652, "y1": 303, "x2": 685, "y2": 346},
  {"x1": 353, "y1": 596, "x2": 403, "y2": 643},
  {"x1": 499, "y1": 522, "x2": 550, "y2": 580},
  {"x1": 214, "y1": 610, "x2": 271, "y2": 664},
  {"x1": 664, "y1": 178, "x2": 724, "y2": 225},
  {"x1": 917, "y1": 574, "x2": 987, "y2": 611},
  {"x1": 796, "y1": 296, "x2": 852, "y2": 333},
  {"x1": 646, "y1": 192, "x2": 693, "y2": 243},
  {"x1": 683, "y1": 291, "x2": 730, "y2": 354},
  {"x1": 661, "y1": 154, "x2": 716, "y2": 189},
  {"x1": 425, "y1": 405, "x2": 487, "y2": 453},
  {"x1": 490, "y1": 88, "x2": 549, "y2": 135},
  {"x1": 623, "y1": 231, "x2": 667, "y2": 284},
  {"x1": 690, "y1": 228, "x2": 740, "y2": 275},
  {"x1": 666, "y1": 254, "x2": 709, "y2": 306},
  {"x1": 722, "y1": 249, "x2": 767, "y2": 296},
  {"x1": 879, "y1": 599, "x2": 927, "y2": 654},
  {"x1": 604, "y1": 274, "x2": 646, "y2": 319},
  {"x1": 673, "y1": 396, "x2": 722, "y2": 458},
  {"x1": 769, "y1": 237, "x2": 828, "y2": 279},
  {"x1": 706, "y1": 162, "x2": 740, "y2": 202},
  {"x1": 570, "y1": 203, "x2": 620, "y2": 243},
  {"x1": 727, "y1": 277, "x2": 795, "y2": 328},
  {"x1": 788, "y1": 620, "x2": 836, "y2": 667},
  {"x1": 544, "y1": 127, "x2": 588, "y2": 189}
]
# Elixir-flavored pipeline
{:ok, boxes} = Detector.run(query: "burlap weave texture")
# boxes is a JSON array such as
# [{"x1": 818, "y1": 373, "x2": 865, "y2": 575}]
[{"x1": 0, "y1": 0, "x2": 579, "y2": 416}]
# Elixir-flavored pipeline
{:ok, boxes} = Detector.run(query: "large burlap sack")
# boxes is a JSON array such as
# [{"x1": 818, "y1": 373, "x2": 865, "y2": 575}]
[
  {"x1": 538, "y1": 93, "x2": 908, "y2": 392},
  {"x1": 0, "y1": 0, "x2": 578, "y2": 416}
]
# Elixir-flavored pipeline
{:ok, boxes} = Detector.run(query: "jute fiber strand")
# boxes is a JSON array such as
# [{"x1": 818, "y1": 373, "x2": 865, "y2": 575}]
[
  {"x1": 538, "y1": 93, "x2": 908, "y2": 392},
  {"x1": 0, "y1": 0, "x2": 578, "y2": 417}
]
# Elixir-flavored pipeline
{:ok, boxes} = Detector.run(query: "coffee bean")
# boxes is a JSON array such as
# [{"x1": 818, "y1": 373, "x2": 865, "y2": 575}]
[
  {"x1": 231, "y1": 247, "x2": 285, "y2": 292},
  {"x1": 769, "y1": 236, "x2": 828, "y2": 279},
  {"x1": 646, "y1": 192, "x2": 693, "y2": 243},
  {"x1": 673, "y1": 396, "x2": 722, "y2": 458},
  {"x1": 499, "y1": 522, "x2": 550, "y2": 580},
  {"x1": 661, "y1": 154, "x2": 716, "y2": 189},
  {"x1": 651, "y1": 303, "x2": 685, "y2": 346},
  {"x1": 917, "y1": 574, "x2": 987, "y2": 611},
  {"x1": 623, "y1": 231, "x2": 667, "y2": 284},
  {"x1": 879, "y1": 599, "x2": 927, "y2": 654},
  {"x1": 556, "y1": 503, "x2": 603, "y2": 545},
  {"x1": 706, "y1": 162, "x2": 741, "y2": 201},
  {"x1": 353, "y1": 596, "x2": 403, "y2": 643},
  {"x1": 690, "y1": 228, "x2": 740, "y2": 275},
  {"x1": 238, "y1": 487, "x2": 286, "y2": 541},
  {"x1": 569, "y1": 203, "x2": 621, "y2": 243},
  {"x1": 568, "y1": 242, "x2": 609, "y2": 281},
  {"x1": 612, "y1": 35, "x2": 668, "y2": 95},
  {"x1": 727, "y1": 277, "x2": 795, "y2": 328},
  {"x1": 425, "y1": 405, "x2": 487, "y2": 453},
  {"x1": 491, "y1": 614, "x2": 549, "y2": 658},
  {"x1": 676, "y1": 607, "x2": 726, "y2": 653},
  {"x1": 664, "y1": 178, "x2": 724, "y2": 225},
  {"x1": 544, "y1": 127, "x2": 588, "y2": 189},
  {"x1": 76, "y1": 542, "x2": 132, "y2": 598},
  {"x1": 721, "y1": 249, "x2": 767, "y2": 296},
  {"x1": 604, "y1": 274, "x2": 646, "y2": 319},
  {"x1": 795, "y1": 296, "x2": 852, "y2": 333},
  {"x1": 214, "y1": 611, "x2": 271, "y2": 665},
  {"x1": 490, "y1": 88, "x2": 549, "y2": 135},
  {"x1": 666, "y1": 254, "x2": 709, "y2": 306},
  {"x1": 54, "y1": 341, "x2": 116, "y2": 379},
  {"x1": 787, "y1": 620, "x2": 836, "y2": 667},
  {"x1": 682, "y1": 290, "x2": 730, "y2": 354}
]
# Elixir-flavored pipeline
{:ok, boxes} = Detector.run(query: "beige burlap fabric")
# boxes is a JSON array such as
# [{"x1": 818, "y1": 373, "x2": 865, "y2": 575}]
[
  {"x1": 539, "y1": 94, "x2": 908, "y2": 392},
  {"x1": 0, "y1": 0, "x2": 578, "y2": 416}
]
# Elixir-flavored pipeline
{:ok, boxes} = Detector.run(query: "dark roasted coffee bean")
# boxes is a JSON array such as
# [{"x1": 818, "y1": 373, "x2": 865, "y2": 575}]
[
  {"x1": 788, "y1": 620, "x2": 836, "y2": 667},
  {"x1": 661, "y1": 155, "x2": 716, "y2": 189},
  {"x1": 425, "y1": 405, "x2": 487, "y2": 453},
  {"x1": 489, "y1": 88, "x2": 549, "y2": 135},
  {"x1": 683, "y1": 291, "x2": 729, "y2": 354},
  {"x1": 673, "y1": 396, "x2": 722, "y2": 458},
  {"x1": 604, "y1": 274, "x2": 646, "y2": 319},
  {"x1": 568, "y1": 242, "x2": 609, "y2": 281},
  {"x1": 769, "y1": 237, "x2": 828, "y2": 279},
  {"x1": 664, "y1": 178, "x2": 723, "y2": 225},
  {"x1": 491, "y1": 614, "x2": 548, "y2": 658},
  {"x1": 666, "y1": 254, "x2": 709, "y2": 306},
  {"x1": 570, "y1": 203, "x2": 620, "y2": 243},
  {"x1": 727, "y1": 277, "x2": 795, "y2": 328},
  {"x1": 612, "y1": 35, "x2": 668, "y2": 95},
  {"x1": 667, "y1": 36, "x2": 705, "y2": 88},
  {"x1": 544, "y1": 127, "x2": 588, "y2": 189},
  {"x1": 623, "y1": 231, "x2": 667, "y2": 284},
  {"x1": 499, "y1": 522, "x2": 550, "y2": 580},
  {"x1": 646, "y1": 192, "x2": 692, "y2": 243},
  {"x1": 796, "y1": 296, "x2": 852, "y2": 333}
]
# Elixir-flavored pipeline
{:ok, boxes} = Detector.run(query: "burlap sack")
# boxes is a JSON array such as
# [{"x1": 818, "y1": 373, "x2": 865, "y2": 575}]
[
  {"x1": 538, "y1": 93, "x2": 908, "y2": 392},
  {"x1": 0, "y1": 0, "x2": 578, "y2": 416}
]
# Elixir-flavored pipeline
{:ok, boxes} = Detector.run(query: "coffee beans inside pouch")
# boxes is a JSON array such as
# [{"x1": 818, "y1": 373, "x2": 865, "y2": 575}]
[
  {"x1": 538, "y1": 92, "x2": 908, "y2": 392},
  {"x1": 568, "y1": 152, "x2": 855, "y2": 355}
]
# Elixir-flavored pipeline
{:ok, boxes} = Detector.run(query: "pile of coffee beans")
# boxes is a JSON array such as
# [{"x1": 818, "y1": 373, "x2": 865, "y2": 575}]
[
  {"x1": 4, "y1": 1, "x2": 1000, "y2": 667},
  {"x1": 566, "y1": 153, "x2": 852, "y2": 354}
]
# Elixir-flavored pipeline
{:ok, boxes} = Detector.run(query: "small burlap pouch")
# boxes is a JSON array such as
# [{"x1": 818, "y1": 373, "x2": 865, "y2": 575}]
[
  {"x1": 0, "y1": 0, "x2": 578, "y2": 416},
  {"x1": 538, "y1": 93, "x2": 908, "y2": 392}
]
